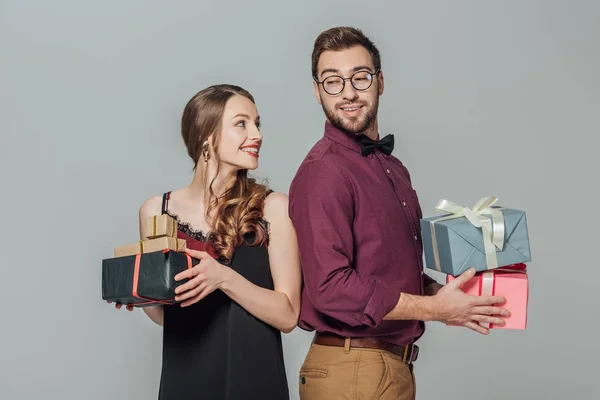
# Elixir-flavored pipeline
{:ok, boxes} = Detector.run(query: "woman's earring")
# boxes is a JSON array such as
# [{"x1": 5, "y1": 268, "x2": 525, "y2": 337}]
[{"x1": 202, "y1": 142, "x2": 210, "y2": 162}]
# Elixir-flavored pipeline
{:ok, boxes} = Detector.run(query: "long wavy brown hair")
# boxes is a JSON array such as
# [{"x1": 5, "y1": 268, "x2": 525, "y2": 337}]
[{"x1": 181, "y1": 84, "x2": 270, "y2": 263}]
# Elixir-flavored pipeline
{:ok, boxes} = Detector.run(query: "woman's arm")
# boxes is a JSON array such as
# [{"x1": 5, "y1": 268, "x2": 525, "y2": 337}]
[
  {"x1": 138, "y1": 196, "x2": 165, "y2": 327},
  {"x1": 173, "y1": 192, "x2": 302, "y2": 333},
  {"x1": 219, "y1": 192, "x2": 302, "y2": 333}
]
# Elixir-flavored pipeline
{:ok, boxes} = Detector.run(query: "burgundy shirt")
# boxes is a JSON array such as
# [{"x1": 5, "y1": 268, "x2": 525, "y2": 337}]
[{"x1": 288, "y1": 121, "x2": 436, "y2": 346}]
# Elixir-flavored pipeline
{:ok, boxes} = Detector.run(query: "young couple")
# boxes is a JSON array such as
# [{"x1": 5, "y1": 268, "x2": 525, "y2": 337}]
[{"x1": 112, "y1": 26, "x2": 510, "y2": 400}]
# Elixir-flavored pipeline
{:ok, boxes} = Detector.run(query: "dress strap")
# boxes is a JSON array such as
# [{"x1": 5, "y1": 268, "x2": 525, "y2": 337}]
[{"x1": 161, "y1": 192, "x2": 171, "y2": 215}]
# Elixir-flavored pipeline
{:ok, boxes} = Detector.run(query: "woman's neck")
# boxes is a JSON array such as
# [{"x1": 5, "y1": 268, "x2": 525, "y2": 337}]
[{"x1": 188, "y1": 159, "x2": 237, "y2": 202}]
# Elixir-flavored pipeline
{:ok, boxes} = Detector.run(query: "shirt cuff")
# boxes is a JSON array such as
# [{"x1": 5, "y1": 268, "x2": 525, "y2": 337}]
[{"x1": 360, "y1": 280, "x2": 402, "y2": 327}]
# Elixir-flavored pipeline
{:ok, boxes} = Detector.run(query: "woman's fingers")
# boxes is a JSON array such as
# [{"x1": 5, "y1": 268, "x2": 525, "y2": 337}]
[{"x1": 176, "y1": 281, "x2": 206, "y2": 302}]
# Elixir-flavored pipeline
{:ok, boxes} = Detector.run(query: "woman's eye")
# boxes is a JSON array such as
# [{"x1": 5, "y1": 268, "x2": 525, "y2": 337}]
[{"x1": 236, "y1": 120, "x2": 246, "y2": 128}]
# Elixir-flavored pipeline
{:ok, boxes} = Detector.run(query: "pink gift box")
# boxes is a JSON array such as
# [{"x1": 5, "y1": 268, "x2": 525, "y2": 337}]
[{"x1": 446, "y1": 263, "x2": 529, "y2": 330}]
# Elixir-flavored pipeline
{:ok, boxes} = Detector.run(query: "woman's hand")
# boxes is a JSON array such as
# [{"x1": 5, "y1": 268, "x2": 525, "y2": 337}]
[
  {"x1": 106, "y1": 300, "x2": 133, "y2": 312},
  {"x1": 174, "y1": 249, "x2": 233, "y2": 307}
]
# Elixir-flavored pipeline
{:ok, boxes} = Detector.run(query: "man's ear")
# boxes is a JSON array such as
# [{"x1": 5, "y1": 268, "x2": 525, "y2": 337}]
[
  {"x1": 313, "y1": 80, "x2": 322, "y2": 105},
  {"x1": 378, "y1": 71, "x2": 384, "y2": 96}
]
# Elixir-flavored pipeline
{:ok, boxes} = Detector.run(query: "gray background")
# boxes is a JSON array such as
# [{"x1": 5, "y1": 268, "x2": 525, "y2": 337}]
[{"x1": 1, "y1": 0, "x2": 598, "y2": 399}]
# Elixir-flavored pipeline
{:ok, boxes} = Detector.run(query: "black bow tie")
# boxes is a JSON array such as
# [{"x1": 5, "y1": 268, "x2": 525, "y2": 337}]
[{"x1": 360, "y1": 134, "x2": 394, "y2": 156}]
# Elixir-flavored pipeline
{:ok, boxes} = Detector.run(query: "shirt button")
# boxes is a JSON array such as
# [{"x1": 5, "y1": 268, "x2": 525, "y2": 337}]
[
  {"x1": 386, "y1": 169, "x2": 390, "y2": 174},
  {"x1": 402, "y1": 201, "x2": 407, "y2": 206},
  {"x1": 414, "y1": 235, "x2": 418, "y2": 241}
]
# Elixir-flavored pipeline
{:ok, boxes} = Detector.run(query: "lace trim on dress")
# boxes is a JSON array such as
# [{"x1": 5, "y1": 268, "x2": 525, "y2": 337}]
[
  {"x1": 162, "y1": 189, "x2": 273, "y2": 244},
  {"x1": 164, "y1": 210, "x2": 271, "y2": 244},
  {"x1": 164, "y1": 210, "x2": 213, "y2": 243}
]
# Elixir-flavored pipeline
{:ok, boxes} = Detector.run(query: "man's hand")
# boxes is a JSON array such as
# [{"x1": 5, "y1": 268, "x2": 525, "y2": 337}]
[
  {"x1": 431, "y1": 268, "x2": 510, "y2": 335},
  {"x1": 173, "y1": 249, "x2": 233, "y2": 307}
]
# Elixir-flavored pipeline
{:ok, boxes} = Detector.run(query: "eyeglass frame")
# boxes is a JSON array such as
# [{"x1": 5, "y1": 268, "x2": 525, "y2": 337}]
[{"x1": 314, "y1": 67, "x2": 381, "y2": 95}]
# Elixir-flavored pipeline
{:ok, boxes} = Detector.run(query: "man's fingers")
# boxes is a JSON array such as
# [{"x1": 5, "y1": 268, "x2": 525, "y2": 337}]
[
  {"x1": 465, "y1": 321, "x2": 490, "y2": 335},
  {"x1": 126, "y1": 305, "x2": 134, "y2": 312},
  {"x1": 451, "y1": 268, "x2": 476, "y2": 287},
  {"x1": 472, "y1": 306, "x2": 511, "y2": 317},
  {"x1": 471, "y1": 314, "x2": 505, "y2": 326},
  {"x1": 473, "y1": 295, "x2": 506, "y2": 307},
  {"x1": 115, "y1": 303, "x2": 122, "y2": 309}
]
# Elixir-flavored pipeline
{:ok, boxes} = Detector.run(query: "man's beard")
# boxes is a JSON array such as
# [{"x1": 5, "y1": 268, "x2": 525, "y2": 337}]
[{"x1": 322, "y1": 95, "x2": 379, "y2": 135}]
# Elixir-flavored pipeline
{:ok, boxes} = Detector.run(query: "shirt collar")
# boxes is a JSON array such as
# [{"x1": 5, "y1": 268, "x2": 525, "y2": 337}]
[{"x1": 323, "y1": 120, "x2": 380, "y2": 154}]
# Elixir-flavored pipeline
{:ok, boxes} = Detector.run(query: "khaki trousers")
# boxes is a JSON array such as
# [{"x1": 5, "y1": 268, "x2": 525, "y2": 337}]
[{"x1": 299, "y1": 342, "x2": 416, "y2": 400}]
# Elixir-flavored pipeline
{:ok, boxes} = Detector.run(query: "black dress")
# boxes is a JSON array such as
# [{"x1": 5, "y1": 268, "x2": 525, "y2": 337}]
[{"x1": 157, "y1": 191, "x2": 289, "y2": 400}]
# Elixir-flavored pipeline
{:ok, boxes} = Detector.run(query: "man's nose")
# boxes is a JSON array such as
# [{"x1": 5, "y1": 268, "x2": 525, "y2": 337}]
[{"x1": 341, "y1": 81, "x2": 359, "y2": 100}]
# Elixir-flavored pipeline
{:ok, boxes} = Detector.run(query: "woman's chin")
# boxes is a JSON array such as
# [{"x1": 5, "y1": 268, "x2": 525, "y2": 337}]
[
  {"x1": 233, "y1": 161, "x2": 259, "y2": 171},
  {"x1": 243, "y1": 157, "x2": 259, "y2": 170}
]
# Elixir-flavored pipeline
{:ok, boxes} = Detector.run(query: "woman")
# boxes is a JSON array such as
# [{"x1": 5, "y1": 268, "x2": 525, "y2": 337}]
[{"x1": 114, "y1": 84, "x2": 301, "y2": 399}]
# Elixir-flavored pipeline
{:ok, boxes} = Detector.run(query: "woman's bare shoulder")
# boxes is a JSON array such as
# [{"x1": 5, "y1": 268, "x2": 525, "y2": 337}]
[
  {"x1": 139, "y1": 194, "x2": 164, "y2": 219},
  {"x1": 263, "y1": 191, "x2": 289, "y2": 223}
]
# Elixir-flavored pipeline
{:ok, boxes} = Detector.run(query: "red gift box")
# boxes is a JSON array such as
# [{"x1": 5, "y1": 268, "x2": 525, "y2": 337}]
[{"x1": 446, "y1": 263, "x2": 529, "y2": 330}]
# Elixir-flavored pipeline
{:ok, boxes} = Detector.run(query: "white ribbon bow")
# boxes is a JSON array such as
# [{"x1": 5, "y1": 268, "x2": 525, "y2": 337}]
[{"x1": 429, "y1": 196, "x2": 506, "y2": 272}]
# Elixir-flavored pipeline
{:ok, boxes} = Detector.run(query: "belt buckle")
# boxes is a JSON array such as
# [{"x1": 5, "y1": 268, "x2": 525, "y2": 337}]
[{"x1": 403, "y1": 344, "x2": 417, "y2": 364}]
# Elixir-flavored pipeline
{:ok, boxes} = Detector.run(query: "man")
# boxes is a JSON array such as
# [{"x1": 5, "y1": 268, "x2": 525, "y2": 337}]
[{"x1": 288, "y1": 26, "x2": 510, "y2": 399}]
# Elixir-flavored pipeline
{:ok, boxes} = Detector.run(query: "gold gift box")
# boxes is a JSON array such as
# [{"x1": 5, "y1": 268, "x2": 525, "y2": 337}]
[
  {"x1": 142, "y1": 214, "x2": 178, "y2": 240},
  {"x1": 114, "y1": 236, "x2": 186, "y2": 258}
]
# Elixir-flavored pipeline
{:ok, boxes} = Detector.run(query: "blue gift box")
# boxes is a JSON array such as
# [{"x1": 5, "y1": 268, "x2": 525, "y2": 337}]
[{"x1": 420, "y1": 197, "x2": 532, "y2": 276}]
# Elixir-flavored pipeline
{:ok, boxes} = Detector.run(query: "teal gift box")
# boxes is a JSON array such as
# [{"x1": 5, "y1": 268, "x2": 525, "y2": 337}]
[{"x1": 420, "y1": 196, "x2": 532, "y2": 276}]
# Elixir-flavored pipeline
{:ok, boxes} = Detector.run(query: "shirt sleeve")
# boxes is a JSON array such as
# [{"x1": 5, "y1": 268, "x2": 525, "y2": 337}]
[{"x1": 289, "y1": 160, "x2": 402, "y2": 328}]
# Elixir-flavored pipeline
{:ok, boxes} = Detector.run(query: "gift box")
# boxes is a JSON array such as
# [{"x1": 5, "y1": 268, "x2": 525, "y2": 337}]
[
  {"x1": 446, "y1": 264, "x2": 529, "y2": 330},
  {"x1": 114, "y1": 236, "x2": 186, "y2": 258},
  {"x1": 142, "y1": 214, "x2": 178, "y2": 240},
  {"x1": 420, "y1": 196, "x2": 531, "y2": 276},
  {"x1": 102, "y1": 250, "x2": 199, "y2": 307}
]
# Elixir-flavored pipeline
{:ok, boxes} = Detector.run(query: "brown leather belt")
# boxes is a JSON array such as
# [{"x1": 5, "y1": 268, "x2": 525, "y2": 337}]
[{"x1": 313, "y1": 332, "x2": 419, "y2": 364}]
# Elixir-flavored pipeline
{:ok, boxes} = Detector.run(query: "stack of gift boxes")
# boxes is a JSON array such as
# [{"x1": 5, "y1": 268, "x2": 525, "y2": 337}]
[
  {"x1": 102, "y1": 215, "x2": 197, "y2": 307},
  {"x1": 420, "y1": 196, "x2": 531, "y2": 330},
  {"x1": 113, "y1": 214, "x2": 185, "y2": 257}
]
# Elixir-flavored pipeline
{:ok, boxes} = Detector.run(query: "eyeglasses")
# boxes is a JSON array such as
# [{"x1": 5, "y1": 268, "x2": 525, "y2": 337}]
[{"x1": 314, "y1": 68, "x2": 380, "y2": 95}]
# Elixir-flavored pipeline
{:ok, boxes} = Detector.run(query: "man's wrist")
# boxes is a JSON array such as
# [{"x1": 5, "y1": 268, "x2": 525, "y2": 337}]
[
  {"x1": 420, "y1": 294, "x2": 439, "y2": 322},
  {"x1": 384, "y1": 292, "x2": 440, "y2": 322}
]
